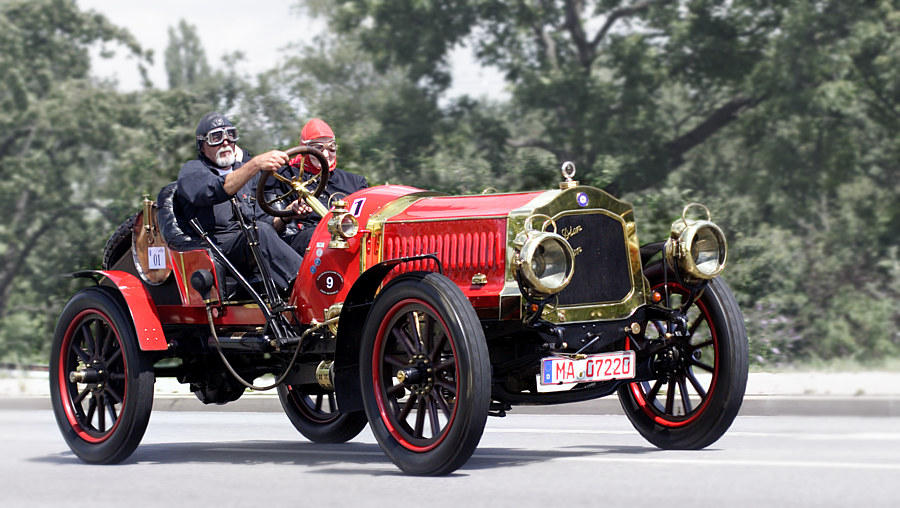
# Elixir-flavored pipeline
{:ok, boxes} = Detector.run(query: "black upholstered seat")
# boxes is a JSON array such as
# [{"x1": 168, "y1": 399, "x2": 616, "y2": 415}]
[
  {"x1": 155, "y1": 182, "x2": 259, "y2": 300},
  {"x1": 156, "y1": 182, "x2": 207, "y2": 252}
]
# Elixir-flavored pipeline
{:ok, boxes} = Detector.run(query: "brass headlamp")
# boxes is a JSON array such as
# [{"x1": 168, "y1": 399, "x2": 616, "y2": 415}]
[
  {"x1": 516, "y1": 214, "x2": 576, "y2": 295},
  {"x1": 665, "y1": 203, "x2": 727, "y2": 280},
  {"x1": 326, "y1": 200, "x2": 359, "y2": 249}
]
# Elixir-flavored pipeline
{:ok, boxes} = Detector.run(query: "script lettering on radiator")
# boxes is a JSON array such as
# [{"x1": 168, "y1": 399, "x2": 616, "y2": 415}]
[{"x1": 561, "y1": 224, "x2": 582, "y2": 240}]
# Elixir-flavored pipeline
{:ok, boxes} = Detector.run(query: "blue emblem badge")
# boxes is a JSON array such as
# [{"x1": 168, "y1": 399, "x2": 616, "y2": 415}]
[{"x1": 576, "y1": 192, "x2": 589, "y2": 207}]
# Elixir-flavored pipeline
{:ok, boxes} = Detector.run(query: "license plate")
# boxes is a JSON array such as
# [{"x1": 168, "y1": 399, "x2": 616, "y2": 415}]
[{"x1": 540, "y1": 351, "x2": 636, "y2": 385}]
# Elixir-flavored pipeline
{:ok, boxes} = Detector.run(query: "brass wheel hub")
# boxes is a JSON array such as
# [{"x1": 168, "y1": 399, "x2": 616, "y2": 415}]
[
  {"x1": 396, "y1": 354, "x2": 435, "y2": 396},
  {"x1": 69, "y1": 360, "x2": 107, "y2": 392}
]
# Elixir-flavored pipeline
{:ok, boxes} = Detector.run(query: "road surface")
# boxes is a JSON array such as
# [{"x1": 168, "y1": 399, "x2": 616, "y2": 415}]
[{"x1": 2, "y1": 409, "x2": 898, "y2": 508}]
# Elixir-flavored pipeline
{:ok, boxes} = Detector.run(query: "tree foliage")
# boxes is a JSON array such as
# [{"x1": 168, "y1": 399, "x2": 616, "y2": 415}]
[
  {"x1": 164, "y1": 20, "x2": 211, "y2": 90},
  {"x1": 0, "y1": 0, "x2": 149, "y2": 359},
  {"x1": 304, "y1": 0, "x2": 900, "y2": 364},
  {"x1": 0, "y1": 1, "x2": 290, "y2": 360}
]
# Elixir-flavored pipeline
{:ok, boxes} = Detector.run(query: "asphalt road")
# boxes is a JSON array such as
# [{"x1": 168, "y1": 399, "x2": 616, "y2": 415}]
[{"x1": 3, "y1": 409, "x2": 899, "y2": 508}]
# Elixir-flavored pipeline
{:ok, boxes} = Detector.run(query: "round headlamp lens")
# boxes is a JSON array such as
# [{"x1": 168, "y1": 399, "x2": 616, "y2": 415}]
[
  {"x1": 520, "y1": 233, "x2": 575, "y2": 294},
  {"x1": 531, "y1": 246, "x2": 547, "y2": 276},
  {"x1": 665, "y1": 205, "x2": 728, "y2": 281},
  {"x1": 692, "y1": 226, "x2": 724, "y2": 276},
  {"x1": 535, "y1": 243, "x2": 568, "y2": 288},
  {"x1": 337, "y1": 213, "x2": 358, "y2": 238}
]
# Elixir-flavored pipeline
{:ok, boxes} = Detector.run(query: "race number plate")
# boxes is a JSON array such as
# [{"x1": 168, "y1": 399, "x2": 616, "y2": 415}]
[
  {"x1": 540, "y1": 350, "x2": 636, "y2": 385},
  {"x1": 147, "y1": 247, "x2": 166, "y2": 269}
]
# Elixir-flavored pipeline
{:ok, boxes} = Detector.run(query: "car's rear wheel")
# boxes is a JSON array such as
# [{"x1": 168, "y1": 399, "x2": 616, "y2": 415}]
[
  {"x1": 618, "y1": 262, "x2": 748, "y2": 449},
  {"x1": 360, "y1": 272, "x2": 491, "y2": 476},
  {"x1": 277, "y1": 383, "x2": 367, "y2": 443},
  {"x1": 50, "y1": 287, "x2": 154, "y2": 463}
]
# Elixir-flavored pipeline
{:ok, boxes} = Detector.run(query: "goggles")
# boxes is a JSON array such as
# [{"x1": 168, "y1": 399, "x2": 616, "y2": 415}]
[
  {"x1": 198, "y1": 127, "x2": 239, "y2": 146},
  {"x1": 306, "y1": 140, "x2": 337, "y2": 153}
]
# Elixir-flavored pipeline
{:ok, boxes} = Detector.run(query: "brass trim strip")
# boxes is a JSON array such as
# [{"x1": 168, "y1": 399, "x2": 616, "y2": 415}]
[
  {"x1": 177, "y1": 251, "x2": 189, "y2": 301},
  {"x1": 382, "y1": 214, "x2": 512, "y2": 224}
]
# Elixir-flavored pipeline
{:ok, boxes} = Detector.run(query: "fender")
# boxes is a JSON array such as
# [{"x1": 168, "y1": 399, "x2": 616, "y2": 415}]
[
  {"x1": 72, "y1": 270, "x2": 168, "y2": 351},
  {"x1": 332, "y1": 255, "x2": 441, "y2": 413},
  {"x1": 640, "y1": 241, "x2": 666, "y2": 267}
]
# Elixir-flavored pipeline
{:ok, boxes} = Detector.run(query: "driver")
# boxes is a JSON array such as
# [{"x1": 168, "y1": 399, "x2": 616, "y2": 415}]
[
  {"x1": 262, "y1": 118, "x2": 368, "y2": 256},
  {"x1": 176, "y1": 112, "x2": 303, "y2": 292}
]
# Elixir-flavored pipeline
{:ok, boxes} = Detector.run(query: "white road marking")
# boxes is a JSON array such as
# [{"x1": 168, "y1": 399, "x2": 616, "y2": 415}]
[
  {"x1": 211, "y1": 447, "x2": 386, "y2": 457},
  {"x1": 485, "y1": 428, "x2": 900, "y2": 440},
  {"x1": 534, "y1": 456, "x2": 900, "y2": 471},
  {"x1": 729, "y1": 431, "x2": 900, "y2": 440},
  {"x1": 484, "y1": 428, "x2": 635, "y2": 435}
]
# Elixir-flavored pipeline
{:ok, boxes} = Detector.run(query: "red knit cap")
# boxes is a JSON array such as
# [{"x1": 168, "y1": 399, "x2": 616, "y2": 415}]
[{"x1": 301, "y1": 118, "x2": 334, "y2": 142}]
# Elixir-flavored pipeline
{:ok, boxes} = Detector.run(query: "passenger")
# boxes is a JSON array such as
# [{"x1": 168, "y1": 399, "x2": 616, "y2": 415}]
[
  {"x1": 176, "y1": 112, "x2": 302, "y2": 291},
  {"x1": 265, "y1": 118, "x2": 368, "y2": 256}
]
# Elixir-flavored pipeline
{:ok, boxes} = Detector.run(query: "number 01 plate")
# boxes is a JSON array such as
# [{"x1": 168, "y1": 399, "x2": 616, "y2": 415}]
[{"x1": 540, "y1": 351, "x2": 636, "y2": 385}]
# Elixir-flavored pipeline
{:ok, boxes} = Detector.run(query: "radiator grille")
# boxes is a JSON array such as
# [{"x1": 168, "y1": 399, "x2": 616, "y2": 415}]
[
  {"x1": 382, "y1": 220, "x2": 506, "y2": 284},
  {"x1": 555, "y1": 212, "x2": 632, "y2": 305}
]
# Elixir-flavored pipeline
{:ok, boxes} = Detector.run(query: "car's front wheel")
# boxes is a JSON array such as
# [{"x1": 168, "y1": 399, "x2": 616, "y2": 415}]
[
  {"x1": 618, "y1": 262, "x2": 748, "y2": 449},
  {"x1": 360, "y1": 272, "x2": 491, "y2": 475}
]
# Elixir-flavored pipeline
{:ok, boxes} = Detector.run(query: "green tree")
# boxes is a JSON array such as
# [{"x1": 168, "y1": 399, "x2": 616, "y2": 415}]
[
  {"x1": 313, "y1": 1, "x2": 888, "y2": 194},
  {"x1": 632, "y1": 1, "x2": 900, "y2": 363},
  {"x1": 164, "y1": 19, "x2": 212, "y2": 90},
  {"x1": 269, "y1": 26, "x2": 557, "y2": 194},
  {"x1": 308, "y1": 0, "x2": 900, "y2": 364},
  {"x1": 0, "y1": 3, "x2": 292, "y2": 362},
  {"x1": 0, "y1": 0, "x2": 150, "y2": 360},
  {"x1": 161, "y1": 19, "x2": 305, "y2": 156}
]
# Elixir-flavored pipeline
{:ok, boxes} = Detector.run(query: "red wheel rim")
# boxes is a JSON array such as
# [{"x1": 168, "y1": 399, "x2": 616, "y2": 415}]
[
  {"x1": 629, "y1": 282, "x2": 719, "y2": 427},
  {"x1": 58, "y1": 309, "x2": 129, "y2": 443},
  {"x1": 371, "y1": 298, "x2": 460, "y2": 452}
]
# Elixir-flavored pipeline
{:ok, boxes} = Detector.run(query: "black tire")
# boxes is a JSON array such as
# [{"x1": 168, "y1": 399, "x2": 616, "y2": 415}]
[
  {"x1": 277, "y1": 383, "x2": 367, "y2": 443},
  {"x1": 618, "y1": 262, "x2": 748, "y2": 449},
  {"x1": 360, "y1": 272, "x2": 491, "y2": 475},
  {"x1": 49, "y1": 287, "x2": 155, "y2": 464},
  {"x1": 102, "y1": 212, "x2": 139, "y2": 270}
]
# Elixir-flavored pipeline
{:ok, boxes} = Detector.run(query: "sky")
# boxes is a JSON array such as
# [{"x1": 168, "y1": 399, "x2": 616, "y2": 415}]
[{"x1": 77, "y1": 0, "x2": 506, "y2": 100}]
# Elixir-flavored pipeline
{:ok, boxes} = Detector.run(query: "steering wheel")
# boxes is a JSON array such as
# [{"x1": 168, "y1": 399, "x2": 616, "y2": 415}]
[{"x1": 256, "y1": 146, "x2": 331, "y2": 218}]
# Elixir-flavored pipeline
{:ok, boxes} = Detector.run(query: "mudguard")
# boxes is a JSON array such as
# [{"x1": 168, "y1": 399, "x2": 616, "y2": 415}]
[
  {"x1": 332, "y1": 255, "x2": 441, "y2": 413},
  {"x1": 72, "y1": 270, "x2": 168, "y2": 351},
  {"x1": 640, "y1": 241, "x2": 666, "y2": 266}
]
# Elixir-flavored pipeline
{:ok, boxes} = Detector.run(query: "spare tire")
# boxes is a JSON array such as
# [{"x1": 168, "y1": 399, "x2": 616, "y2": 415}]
[{"x1": 101, "y1": 212, "x2": 140, "y2": 270}]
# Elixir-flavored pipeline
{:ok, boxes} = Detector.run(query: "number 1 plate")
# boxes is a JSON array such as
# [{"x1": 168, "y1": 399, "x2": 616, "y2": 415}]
[{"x1": 540, "y1": 350, "x2": 636, "y2": 385}]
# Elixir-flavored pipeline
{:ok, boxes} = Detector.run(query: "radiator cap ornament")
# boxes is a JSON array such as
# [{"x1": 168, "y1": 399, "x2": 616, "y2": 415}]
[{"x1": 560, "y1": 161, "x2": 578, "y2": 189}]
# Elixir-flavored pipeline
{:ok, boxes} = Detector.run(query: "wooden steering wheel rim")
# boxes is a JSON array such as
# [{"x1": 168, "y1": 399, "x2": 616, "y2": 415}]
[{"x1": 255, "y1": 146, "x2": 330, "y2": 218}]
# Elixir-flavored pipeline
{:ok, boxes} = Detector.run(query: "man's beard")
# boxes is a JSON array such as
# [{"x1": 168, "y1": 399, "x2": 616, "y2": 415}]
[{"x1": 215, "y1": 146, "x2": 235, "y2": 167}]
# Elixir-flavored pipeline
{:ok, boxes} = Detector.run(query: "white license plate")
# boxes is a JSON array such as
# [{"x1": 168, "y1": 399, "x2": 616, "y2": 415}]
[{"x1": 540, "y1": 351, "x2": 636, "y2": 385}]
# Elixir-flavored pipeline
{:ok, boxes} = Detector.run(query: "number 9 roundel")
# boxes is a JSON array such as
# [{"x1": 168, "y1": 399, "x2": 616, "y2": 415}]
[{"x1": 315, "y1": 271, "x2": 343, "y2": 295}]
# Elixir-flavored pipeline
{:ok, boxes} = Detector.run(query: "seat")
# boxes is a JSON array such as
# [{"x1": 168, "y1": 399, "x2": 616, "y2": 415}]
[
  {"x1": 156, "y1": 182, "x2": 238, "y2": 299},
  {"x1": 156, "y1": 182, "x2": 262, "y2": 301},
  {"x1": 156, "y1": 182, "x2": 208, "y2": 252}
]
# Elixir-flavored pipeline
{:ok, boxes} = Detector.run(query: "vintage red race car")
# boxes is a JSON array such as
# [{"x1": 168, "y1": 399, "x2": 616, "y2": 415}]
[{"x1": 50, "y1": 147, "x2": 748, "y2": 475}]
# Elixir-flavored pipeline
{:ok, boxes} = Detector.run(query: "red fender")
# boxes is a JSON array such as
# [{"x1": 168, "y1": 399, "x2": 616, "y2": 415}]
[{"x1": 76, "y1": 270, "x2": 168, "y2": 351}]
